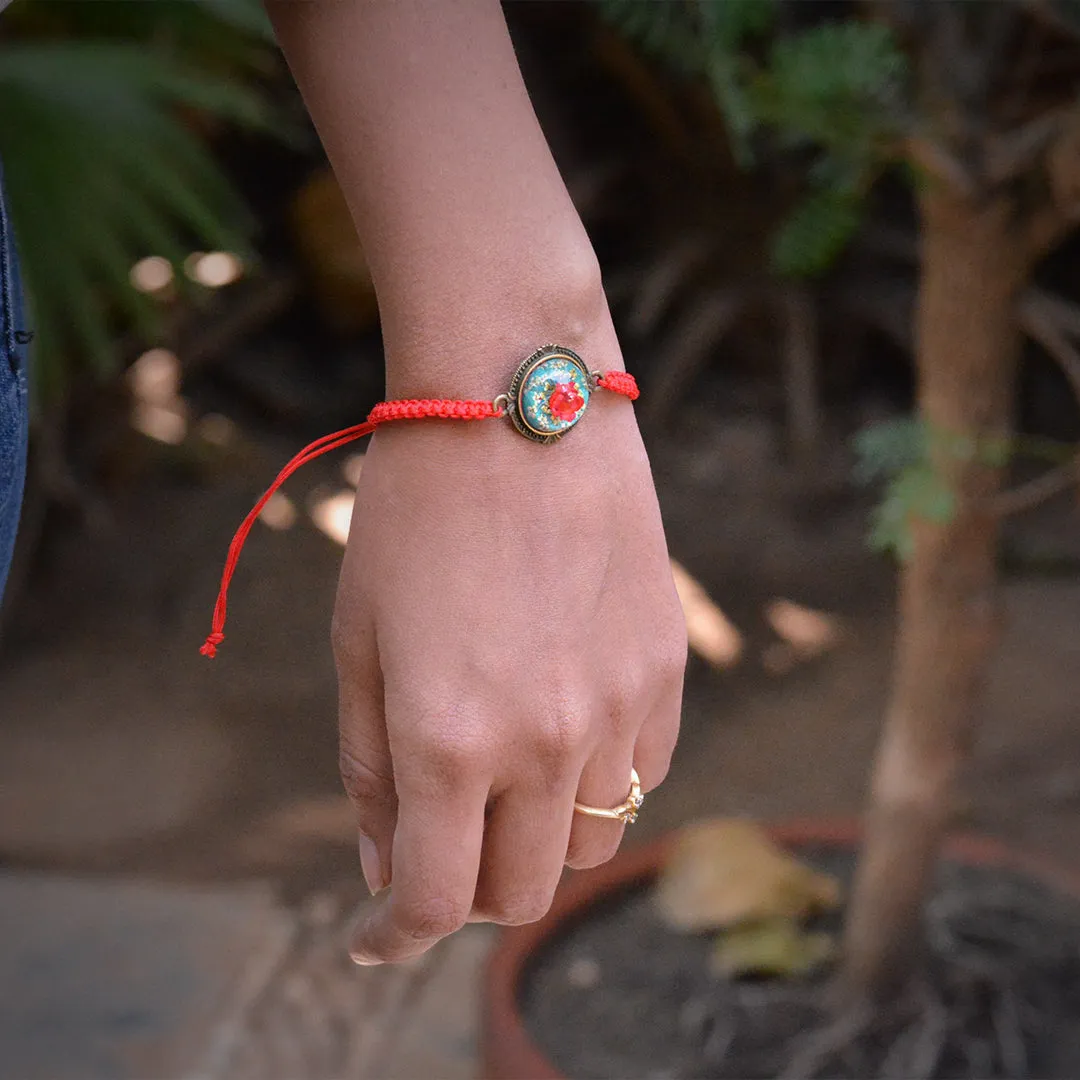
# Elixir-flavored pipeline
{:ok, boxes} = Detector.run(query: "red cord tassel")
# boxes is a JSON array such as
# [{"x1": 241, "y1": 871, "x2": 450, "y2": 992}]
[
  {"x1": 200, "y1": 399, "x2": 502, "y2": 657},
  {"x1": 200, "y1": 375, "x2": 638, "y2": 658}
]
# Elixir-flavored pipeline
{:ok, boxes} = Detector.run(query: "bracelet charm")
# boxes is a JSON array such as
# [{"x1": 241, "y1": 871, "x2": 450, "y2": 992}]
[{"x1": 508, "y1": 345, "x2": 591, "y2": 444}]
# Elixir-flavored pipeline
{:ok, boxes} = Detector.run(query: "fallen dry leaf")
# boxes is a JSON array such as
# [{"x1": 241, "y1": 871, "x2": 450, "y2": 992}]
[
  {"x1": 712, "y1": 915, "x2": 835, "y2": 978},
  {"x1": 654, "y1": 819, "x2": 841, "y2": 932},
  {"x1": 764, "y1": 598, "x2": 840, "y2": 658},
  {"x1": 670, "y1": 560, "x2": 743, "y2": 668}
]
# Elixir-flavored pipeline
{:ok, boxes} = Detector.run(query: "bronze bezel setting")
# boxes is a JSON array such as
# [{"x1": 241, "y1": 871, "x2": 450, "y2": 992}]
[{"x1": 506, "y1": 344, "x2": 591, "y2": 444}]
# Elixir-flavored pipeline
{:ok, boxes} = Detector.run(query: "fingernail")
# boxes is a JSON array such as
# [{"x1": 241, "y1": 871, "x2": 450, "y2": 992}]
[
  {"x1": 349, "y1": 949, "x2": 381, "y2": 967},
  {"x1": 348, "y1": 911, "x2": 383, "y2": 966},
  {"x1": 358, "y1": 832, "x2": 387, "y2": 895}
]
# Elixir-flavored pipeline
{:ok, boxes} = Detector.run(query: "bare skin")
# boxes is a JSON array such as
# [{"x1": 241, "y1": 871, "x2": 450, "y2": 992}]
[{"x1": 268, "y1": 0, "x2": 686, "y2": 965}]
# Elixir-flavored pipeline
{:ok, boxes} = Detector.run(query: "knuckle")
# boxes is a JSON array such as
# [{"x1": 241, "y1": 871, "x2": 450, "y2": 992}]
[
  {"x1": 486, "y1": 889, "x2": 554, "y2": 927},
  {"x1": 530, "y1": 707, "x2": 590, "y2": 765},
  {"x1": 603, "y1": 631, "x2": 687, "y2": 729},
  {"x1": 636, "y1": 713, "x2": 681, "y2": 793},
  {"x1": 401, "y1": 698, "x2": 492, "y2": 778},
  {"x1": 418, "y1": 728, "x2": 489, "y2": 787},
  {"x1": 385, "y1": 718, "x2": 489, "y2": 798},
  {"x1": 605, "y1": 670, "x2": 648, "y2": 730},
  {"x1": 642, "y1": 751, "x2": 673, "y2": 791},
  {"x1": 396, "y1": 895, "x2": 470, "y2": 942},
  {"x1": 657, "y1": 625, "x2": 690, "y2": 680}
]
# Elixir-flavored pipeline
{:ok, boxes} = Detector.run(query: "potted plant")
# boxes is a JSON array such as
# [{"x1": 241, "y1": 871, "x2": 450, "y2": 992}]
[
  {"x1": 482, "y1": 3, "x2": 1080, "y2": 1076},
  {"x1": 484, "y1": 820, "x2": 1080, "y2": 1079}
]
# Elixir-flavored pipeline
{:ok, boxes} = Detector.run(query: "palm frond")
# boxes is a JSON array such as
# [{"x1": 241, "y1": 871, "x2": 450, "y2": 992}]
[
  {"x1": 3, "y1": 0, "x2": 276, "y2": 69},
  {"x1": 192, "y1": 0, "x2": 276, "y2": 42},
  {"x1": 0, "y1": 41, "x2": 274, "y2": 400}
]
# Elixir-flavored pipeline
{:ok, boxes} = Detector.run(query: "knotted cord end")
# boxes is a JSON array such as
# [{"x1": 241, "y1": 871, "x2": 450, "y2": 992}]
[{"x1": 200, "y1": 632, "x2": 225, "y2": 659}]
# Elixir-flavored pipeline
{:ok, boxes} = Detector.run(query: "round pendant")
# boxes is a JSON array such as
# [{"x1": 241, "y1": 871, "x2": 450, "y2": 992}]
[{"x1": 508, "y1": 346, "x2": 591, "y2": 444}]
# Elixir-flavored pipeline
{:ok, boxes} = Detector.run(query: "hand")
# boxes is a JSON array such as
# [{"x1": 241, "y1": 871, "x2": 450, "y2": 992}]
[{"x1": 334, "y1": 373, "x2": 686, "y2": 964}]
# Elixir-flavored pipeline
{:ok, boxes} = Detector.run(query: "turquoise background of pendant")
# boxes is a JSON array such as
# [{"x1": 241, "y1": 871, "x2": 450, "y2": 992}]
[{"x1": 518, "y1": 356, "x2": 590, "y2": 435}]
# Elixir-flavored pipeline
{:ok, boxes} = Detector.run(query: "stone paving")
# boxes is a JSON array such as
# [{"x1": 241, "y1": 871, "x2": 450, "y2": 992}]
[{"x1": 0, "y1": 872, "x2": 492, "y2": 1080}]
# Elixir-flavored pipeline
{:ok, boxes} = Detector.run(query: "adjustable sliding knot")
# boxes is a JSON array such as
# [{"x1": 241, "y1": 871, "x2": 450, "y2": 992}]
[{"x1": 200, "y1": 346, "x2": 638, "y2": 658}]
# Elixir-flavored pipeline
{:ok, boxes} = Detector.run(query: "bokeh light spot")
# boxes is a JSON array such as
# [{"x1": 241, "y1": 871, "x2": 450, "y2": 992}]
[
  {"x1": 186, "y1": 251, "x2": 243, "y2": 288},
  {"x1": 195, "y1": 413, "x2": 236, "y2": 447},
  {"x1": 259, "y1": 492, "x2": 298, "y2": 532},
  {"x1": 342, "y1": 453, "x2": 365, "y2": 487},
  {"x1": 129, "y1": 348, "x2": 180, "y2": 406},
  {"x1": 670, "y1": 559, "x2": 743, "y2": 668},
  {"x1": 310, "y1": 490, "x2": 356, "y2": 547},
  {"x1": 132, "y1": 401, "x2": 187, "y2": 445},
  {"x1": 130, "y1": 256, "x2": 174, "y2": 293}
]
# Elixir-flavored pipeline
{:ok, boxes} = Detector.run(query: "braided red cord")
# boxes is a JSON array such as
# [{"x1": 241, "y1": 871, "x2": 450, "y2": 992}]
[
  {"x1": 367, "y1": 398, "x2": 501, "y2": 424},
  {"x1": 596, "y1": 370, "x2": 640, "y2": 399},
  {"x1": 201, "y1": 373, "x2": 638, "y2": 657}
]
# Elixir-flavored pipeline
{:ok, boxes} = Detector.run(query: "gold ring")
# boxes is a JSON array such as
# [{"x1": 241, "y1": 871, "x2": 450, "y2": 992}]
[{"x1": 573, "y1": 767, "x2": 643, "y2": 824}]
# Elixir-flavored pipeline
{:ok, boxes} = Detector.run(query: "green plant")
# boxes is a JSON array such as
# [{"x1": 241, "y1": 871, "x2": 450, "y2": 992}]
[
  {"x1": 603, "y1": 0, "x2": 1080, "y2": 1052},
  {"x1": 0, "y1": 0, "x2": 279, "y2": 401},
  {"x1": 855, "y1": 412, "x2": 1078, "y2": 559},
  {"x1": 599, "y1": 0, "x2": 775, "y2": 162},
  {"x1": 854, "y1": 418, "x2": 955, "y2": 560},
  {"x1": 599, "y1": 1, "x2": 908, "y2": 276}
]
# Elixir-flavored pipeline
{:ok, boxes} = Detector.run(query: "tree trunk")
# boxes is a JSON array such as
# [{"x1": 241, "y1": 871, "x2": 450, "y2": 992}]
[{"x1": 839, "y1": 186, "x2": 1031, "y2": 1002}]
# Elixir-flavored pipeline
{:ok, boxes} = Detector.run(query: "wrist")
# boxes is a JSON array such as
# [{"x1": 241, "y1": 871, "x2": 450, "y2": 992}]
[
  {"x1": 368, "y1": 369, "x2": 647, "y2": 496},
  {"x1": 380, "y1": 247, "x2": 616, "y2": 400}
]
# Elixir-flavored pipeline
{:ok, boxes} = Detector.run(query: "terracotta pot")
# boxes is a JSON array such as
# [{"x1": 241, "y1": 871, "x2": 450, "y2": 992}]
[{"x1": 480, "y1": 819, "x2": 1080, "y2": 1080}]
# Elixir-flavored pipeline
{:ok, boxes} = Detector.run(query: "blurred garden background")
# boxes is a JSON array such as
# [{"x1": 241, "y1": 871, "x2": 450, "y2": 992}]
[{"x1": 2, "y1": 1, "x2": 1080, "y2": 1078}]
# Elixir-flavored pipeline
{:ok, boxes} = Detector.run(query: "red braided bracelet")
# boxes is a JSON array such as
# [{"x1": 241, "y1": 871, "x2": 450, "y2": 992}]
[{"x1": 201, "y1": 345, "x2": 638, "y2": 657}]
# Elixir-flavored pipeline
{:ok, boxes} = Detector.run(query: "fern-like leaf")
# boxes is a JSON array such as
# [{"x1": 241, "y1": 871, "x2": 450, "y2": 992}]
[
  {"x1": 0, "y1": 41, "x2": 273, "y2": 400},
  {"x1": 770, "y1": 187, "x2": 862, "y2": 278},
  {"x1": 852, "y1": 416, "x2": 926, "y2": 482},
  {"x1": 597, "y1": 0, "x2": 776, "y2": 157},
  {"x1": 870, "y1": 464, "x2": 956, "y2": 561},
  {"x1": 756, "y1": 21, "x2": 907, "y2": 156},
  {"x1": 598, "y1": 0, "x2": 705, "y2": 75}
]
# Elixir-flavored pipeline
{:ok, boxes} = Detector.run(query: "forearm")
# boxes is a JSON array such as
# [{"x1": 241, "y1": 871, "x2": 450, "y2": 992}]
[
  {"x1": 267, "y1": 0, "x2": 610, "y2": 397},
  {"x1": 268, "y1": 2, "x2": 683, "y2": 968}
]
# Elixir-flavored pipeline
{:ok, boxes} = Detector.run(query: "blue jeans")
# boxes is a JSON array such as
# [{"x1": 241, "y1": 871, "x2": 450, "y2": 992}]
[{"x1": 0, "y1": 167, "x2": 29, "y2": 603}]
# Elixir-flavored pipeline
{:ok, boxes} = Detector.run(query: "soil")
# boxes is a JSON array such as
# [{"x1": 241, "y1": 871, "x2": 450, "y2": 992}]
[{"x1": 521, "y1": 845, "x2": 1080, "y2": 1080}]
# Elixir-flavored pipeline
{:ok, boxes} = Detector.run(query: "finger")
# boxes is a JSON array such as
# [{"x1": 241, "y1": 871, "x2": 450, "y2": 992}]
[
  {"x1": 348, "y1": 773, "x2": 487, "y2": 965},
  {"x1": 471, "y1": 781, "x2": 576, "y2": 925},
  {"x1": 336, "y1": 617, "x2": 396, "y2": 896},
  {"x1": 564, "y1": 743, "x2": 636, "y2": 870},
  {"x1": 629, "y1": 675, "x2": 683, "y2": 795}
]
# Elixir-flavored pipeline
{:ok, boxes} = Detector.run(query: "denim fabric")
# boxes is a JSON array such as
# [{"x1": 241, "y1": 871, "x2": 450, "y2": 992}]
[{"x1": 0, "y1": 164, "x2": 29, "y2": 603}]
